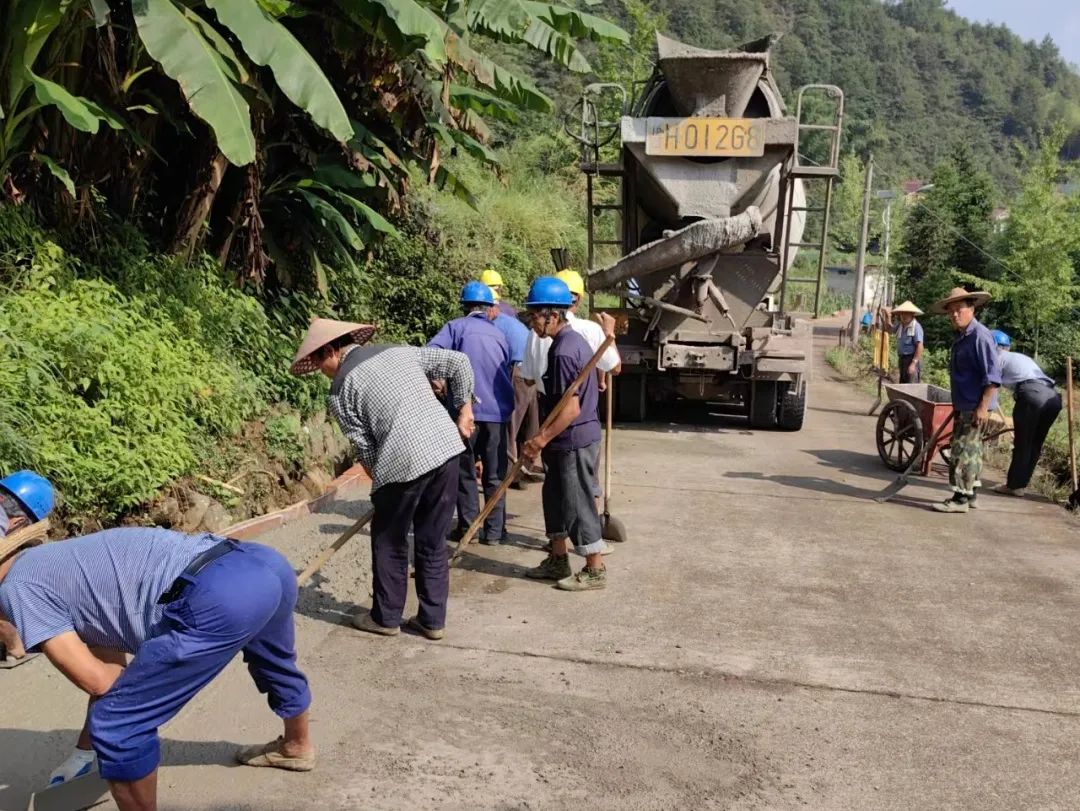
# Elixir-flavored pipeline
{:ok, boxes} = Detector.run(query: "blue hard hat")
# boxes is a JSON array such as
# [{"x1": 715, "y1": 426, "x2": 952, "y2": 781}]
[
  {"x1": 991, "y1": 329, "x2": 1011, "y2": 348},
  {"x1": 526, "y1": 277, "x2": 573, "y2": 309},
  {"x1": 0, "y1": 470, "x2": 55, "y2": 522},
  {"x1": 460, "y1": 281, "x2": 495, "y2": 306}
]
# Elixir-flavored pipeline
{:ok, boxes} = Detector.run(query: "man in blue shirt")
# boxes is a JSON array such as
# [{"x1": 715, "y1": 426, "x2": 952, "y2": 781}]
[
  {"x1": 931, "y1": 288, "x2": 1002, "y2": 513},
  {"x1": 882, "y1": 300, "x2": 925, "y2": 383},
  {"x1": 429, "y1": 282, "x2": 514, "y2": 544},
  {"x1": 520, "y1": 277, "x2": 614, "y2": 591},
  {"x1": 990, "y1": 330, "x2": 1061, "y2": 496},
  {"x1": 492, "y1": 305, "x2": 540, "y2": 490},
  {"x1": 0, "y1": 528, "x2": 314, "y2": 811}
]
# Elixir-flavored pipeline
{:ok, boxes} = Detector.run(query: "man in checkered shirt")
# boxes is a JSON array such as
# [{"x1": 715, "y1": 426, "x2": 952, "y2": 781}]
[{"x1": 290, "y1": 319, "x2": 475, "y2": 640}]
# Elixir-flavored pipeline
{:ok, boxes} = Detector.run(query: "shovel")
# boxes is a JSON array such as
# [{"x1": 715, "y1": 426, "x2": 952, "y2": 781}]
[
  {"x1": 451, "y1": 334, "x2": 616, "y2": 563},
  {"x1": 26, "y1": 773, "x2": 110, "y2": 811},
  {"x1": 601, "y1": 373, "x2": 627, "y2": 542}
]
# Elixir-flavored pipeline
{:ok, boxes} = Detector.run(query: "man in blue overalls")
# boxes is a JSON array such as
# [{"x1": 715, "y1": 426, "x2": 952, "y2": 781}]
[
  {"x1": 429, "y1": 281, "x2": 514, "y2": 545},
  {"x1": 0, "y1": 528, "x2": 313, "y2": 811}
]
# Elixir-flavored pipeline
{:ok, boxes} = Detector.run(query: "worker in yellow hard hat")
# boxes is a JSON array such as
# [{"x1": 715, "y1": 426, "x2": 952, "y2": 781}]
[{"x1": 480, "y1": 269, "x2": 517, "y2": 318}]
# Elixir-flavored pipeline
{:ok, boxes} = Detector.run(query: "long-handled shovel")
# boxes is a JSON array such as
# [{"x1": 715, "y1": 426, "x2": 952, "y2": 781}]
[
  {"x1": 600, "y1": 373, "x2": 627, "y2": 542},
  {"x1": 296, "y1": 508, "x2": 375, "y2": 586},
  {"x1": 451, "y1": 334, "x2": 615, "y2": 564}
]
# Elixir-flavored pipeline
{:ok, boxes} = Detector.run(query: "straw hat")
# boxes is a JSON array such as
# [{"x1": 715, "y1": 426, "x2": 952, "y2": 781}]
[
  {"x1": 0, "y1": 519, "x2": 50, "y2": 563},
  {"x1": 890, "y1": 300, "x2": 923, "y2": 316},
  {"x1": 931, "y1": 287, "x2": 991, "y2": 315},
  {"x1": 289, "y1": 318, "x2": 376, "y2": 376}
]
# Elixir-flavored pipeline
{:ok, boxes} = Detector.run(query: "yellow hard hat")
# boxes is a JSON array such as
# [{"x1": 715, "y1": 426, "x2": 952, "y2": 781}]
[
  {"x1": 555, "y1": 269, "x2": 584, "y2": 297},
  {"x1": 480, "y1": 269, "x2": 504, "y2": 288}
]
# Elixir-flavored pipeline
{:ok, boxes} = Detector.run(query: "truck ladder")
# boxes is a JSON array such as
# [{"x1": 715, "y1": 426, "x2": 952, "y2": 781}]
[{"x1": 779, "y1": 84, "x2": 844, "y2": 317}]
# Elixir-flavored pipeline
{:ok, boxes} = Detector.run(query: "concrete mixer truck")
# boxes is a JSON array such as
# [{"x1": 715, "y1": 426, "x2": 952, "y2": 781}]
[{"x1": 572, "y1": 33, "x2": 843, "y2": 429}]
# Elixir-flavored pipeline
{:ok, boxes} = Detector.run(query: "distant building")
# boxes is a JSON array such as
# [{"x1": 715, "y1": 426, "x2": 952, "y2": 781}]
[{"x1": 826, "y1": 265, "x2": 892, "y2": 309}]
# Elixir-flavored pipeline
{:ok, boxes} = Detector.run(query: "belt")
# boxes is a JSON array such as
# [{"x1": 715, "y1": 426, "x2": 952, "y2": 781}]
[
  {"x1": 1017, "y1": 379, "x2": 1055, "y2": 390},
  {"x1": 157, "y1": 539, "x2": 238, "y2": 604}
]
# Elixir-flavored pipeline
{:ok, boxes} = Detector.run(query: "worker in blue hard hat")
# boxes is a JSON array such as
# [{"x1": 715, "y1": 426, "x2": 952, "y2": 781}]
[
  {"x1": 0, "y1": 469, "x2": 55, "y2": 538},
  {"x1": 520, "y1": 277, "x2": 616, "y2": 592},
  {"x1": 429, "y1": 281, "x2": 514, "y2": 546},
  {"x1": 990, "y1": 330, "x2": 1062, "y2": 497}
]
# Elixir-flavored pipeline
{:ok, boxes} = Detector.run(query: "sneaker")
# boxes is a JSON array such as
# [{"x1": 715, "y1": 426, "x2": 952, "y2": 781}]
[
  {"x1": 601, "y1": 541, "x2": 615, "y2": 556},
  {"x1": 556, "y1": 566, "x2": 607, "y2": 591},
  {"x1": 968, "y1": 494, "x2": 978, "y2": 510},
  {"x1": 526, "y1": 553, "x2": 572, "y2": 581},
  {"x1": 993, "y1": 484, "x2": 1024, "y2": 497},
  {"x1": 406, "y1": 616, "x2": 445, "y2": 640},
  {"x1": 351, "y1": 612, "x2": 400, "y2": 636},
  {"x1": 932, "y1": 496, "x2": 970, "y2": 514}
]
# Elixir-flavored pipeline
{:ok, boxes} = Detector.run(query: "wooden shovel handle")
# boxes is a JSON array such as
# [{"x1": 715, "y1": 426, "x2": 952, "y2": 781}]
[
  {"x1": 296, "y1": 508, "x2": 375, "y2": 586},
  {"x1": 451, "y1": 334, "x2": 615, "y2": 563}
]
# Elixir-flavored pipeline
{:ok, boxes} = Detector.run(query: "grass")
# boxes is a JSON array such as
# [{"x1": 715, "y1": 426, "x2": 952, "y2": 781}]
[{"x1": 826, "y1": 343, "x2": 1079, "y2": 503}]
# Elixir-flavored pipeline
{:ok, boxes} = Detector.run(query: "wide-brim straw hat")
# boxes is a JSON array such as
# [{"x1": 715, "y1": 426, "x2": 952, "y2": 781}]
[
  {"x1": 890, "y1": 300, "x2": 923, "y2": 316},
  {"x1": 931, "y1": 287, "x2": 992, "y2": 315},
  {"x1": 290, "y1": 318, "x2": 377, "y2": 376},
  {"x1": 0, "y1": 519, "x2": 50, "y2": 562}
]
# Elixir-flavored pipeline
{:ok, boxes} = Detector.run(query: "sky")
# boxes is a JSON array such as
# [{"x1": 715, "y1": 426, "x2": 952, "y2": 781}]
[{"x1": 945, "y1": 0, "x2": 1080, "y2": 70}]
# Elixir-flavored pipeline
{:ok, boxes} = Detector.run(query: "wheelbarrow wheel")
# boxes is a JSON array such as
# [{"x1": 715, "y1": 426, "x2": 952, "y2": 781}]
[{"x1": 876, "y1": 399, "x2": 924, "y2": 472}]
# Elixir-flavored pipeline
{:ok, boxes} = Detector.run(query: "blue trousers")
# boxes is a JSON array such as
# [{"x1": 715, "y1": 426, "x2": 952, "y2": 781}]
[
  {"x1": 89, "y1": 542, "x2": 311, "y2": 782},
  {"x1": 456, "y1": 421, "x2": 509, "y2": 541}
]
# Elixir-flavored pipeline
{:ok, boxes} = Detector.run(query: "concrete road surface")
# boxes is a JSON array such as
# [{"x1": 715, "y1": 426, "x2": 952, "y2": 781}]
[{"x1": 3, "y1": 321, "x2": 1078, "y2": 810}]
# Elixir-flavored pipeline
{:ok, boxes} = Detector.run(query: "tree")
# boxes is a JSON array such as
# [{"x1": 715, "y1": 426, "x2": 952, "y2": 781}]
[
  {"x1": 0, "y1": 0, "x2": 628, "y2": 280},
  {"x1": 984, "y1": 128, "x2": 1080, "y2": 356}
]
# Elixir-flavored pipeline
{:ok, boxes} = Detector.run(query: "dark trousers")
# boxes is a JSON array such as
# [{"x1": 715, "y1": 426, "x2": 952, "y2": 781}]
[
  {"x1": 457, "y1": 421, "x2": 509, "y2": 540},
  {"x1": 1008, "y1": 381, "x2": 1062, "y2": 490},
  {"x1": 510, "y1": 367, "x2": 539, "y2": 471},
  {"x1": 370, "y1": 458, "x2": 458, "y2": 630},
  {"x1": 541, "y1": 442, "x2": 604, "y2": 556},
  {"x1": 898, "y1": 354, "x2": 920, "y2": 384}
]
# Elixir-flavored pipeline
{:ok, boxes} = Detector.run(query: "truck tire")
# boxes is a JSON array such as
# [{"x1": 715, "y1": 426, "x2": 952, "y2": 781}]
[
  {"x1": 749, "y1": 381, "x2": 779, "y2": 429},
  {"x1": 777, "y1": 382, "x2": 807, "y2": 432}
]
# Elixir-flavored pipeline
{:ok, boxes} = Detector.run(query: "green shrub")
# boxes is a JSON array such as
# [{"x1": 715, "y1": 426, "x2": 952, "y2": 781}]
[
  {"x1": 265, "y1": 412, "x2": 306, "y2": 469},
  {"x1": 0, "y1": 252, "x2": 262, "y2": 516}
]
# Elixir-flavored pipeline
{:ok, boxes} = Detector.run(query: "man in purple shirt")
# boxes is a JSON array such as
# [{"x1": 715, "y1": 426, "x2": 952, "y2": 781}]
[
  {"x1": 520, "y1": 277, "x2": 613, "y2": 591},
  {"x1": 931, "y1": 287, "x2": 1001, "y2": 514},
  {"x1": 429, "y1": 282, "x2": 514, "y2": 543}
]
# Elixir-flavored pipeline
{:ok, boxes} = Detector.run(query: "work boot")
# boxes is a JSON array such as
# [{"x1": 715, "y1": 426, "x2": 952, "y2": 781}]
[
  {"x1": 556, "y1": 566, "x2": 607, "y2": 591},
  {"x1": 993, "y1": 483, "x2": 1024, "y2": 497},
  {"x1": 932, "y1": 495, "x2": 970, "y2": 513},
  {"x1": 526, "y1": 553, "x2": 572, "y2": 581},
  {"x1": 351, "y1": 612, "x2": 400, "y2": 636},
  {"x1": 406, "y1": 616, "x2": 445, "y2": 641}
]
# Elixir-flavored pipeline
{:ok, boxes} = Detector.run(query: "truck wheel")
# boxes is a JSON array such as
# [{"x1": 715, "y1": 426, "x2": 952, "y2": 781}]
[
  {"x1": 749, "y1": 381, "x2": 779, "y2": 429},
  {"x1": 778, "y1": 382, "x2": 807, "y2": 431}
]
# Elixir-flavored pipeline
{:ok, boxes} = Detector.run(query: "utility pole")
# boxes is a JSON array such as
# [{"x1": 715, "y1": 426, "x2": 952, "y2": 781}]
[{"x1": 849, "y1": 154, "x2": 874, "y2": 346}]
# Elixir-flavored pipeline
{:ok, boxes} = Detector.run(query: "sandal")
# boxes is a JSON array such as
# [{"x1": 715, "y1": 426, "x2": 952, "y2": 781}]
[{"x1": 236, "y1": 737, "x2": 316, "y2": 772}]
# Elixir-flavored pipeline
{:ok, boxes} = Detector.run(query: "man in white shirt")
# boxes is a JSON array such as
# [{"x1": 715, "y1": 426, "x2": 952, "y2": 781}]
[
  {"x1": 990, "y1": 330, "x2": 1061, "y2": 497},
  {"x1": 520, "y1": 269, "x2": 621, "y2": 393}
]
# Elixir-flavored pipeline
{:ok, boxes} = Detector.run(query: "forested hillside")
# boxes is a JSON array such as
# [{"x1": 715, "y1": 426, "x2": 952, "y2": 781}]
[{"x1": 591, "y1": 0, "x2": 1080, "y2": 189}]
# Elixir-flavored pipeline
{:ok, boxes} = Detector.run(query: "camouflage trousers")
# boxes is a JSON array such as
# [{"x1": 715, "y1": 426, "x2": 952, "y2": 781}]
[{"x1": 947, "y1": 411, "x2": 985, "y2": 497}]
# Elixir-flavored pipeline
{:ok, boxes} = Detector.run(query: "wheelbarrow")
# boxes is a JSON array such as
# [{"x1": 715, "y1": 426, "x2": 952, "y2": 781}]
[
  {"x1": 875, "y1": 383, "x2": 954, "y2": 475},
  {"x1": 874, "y1": 383, "x2": 1013, "y2": 502}
]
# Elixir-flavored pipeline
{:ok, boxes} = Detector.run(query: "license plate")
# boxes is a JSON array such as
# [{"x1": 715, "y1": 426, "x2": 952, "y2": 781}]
[{"x1": 645, "y1": 117, "x2": 765, "y2": 157}]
